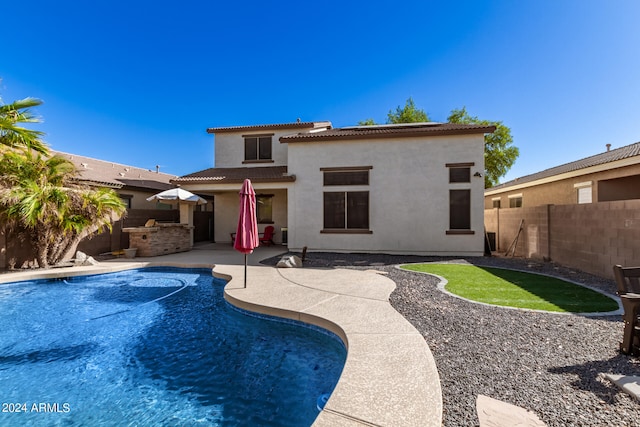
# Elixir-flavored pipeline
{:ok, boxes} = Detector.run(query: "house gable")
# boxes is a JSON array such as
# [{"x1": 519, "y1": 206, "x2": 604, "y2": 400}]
[{"x1": 208, "y1": 121, "x2": 332, "y2": 168}]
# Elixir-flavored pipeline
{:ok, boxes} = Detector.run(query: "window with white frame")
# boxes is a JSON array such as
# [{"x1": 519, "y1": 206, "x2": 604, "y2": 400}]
[
  {"x1": 574, "y1": 181, "x2": 593, "y2": 204},
  {"x1": 508, "y1": 194, "x2": 523, "y2": 208}
]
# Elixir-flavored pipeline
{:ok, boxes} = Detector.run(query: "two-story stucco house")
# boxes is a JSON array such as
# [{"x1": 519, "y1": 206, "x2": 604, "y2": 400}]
[{"x1": 174, "y1": 120, "x2": 495, "y2": 256}]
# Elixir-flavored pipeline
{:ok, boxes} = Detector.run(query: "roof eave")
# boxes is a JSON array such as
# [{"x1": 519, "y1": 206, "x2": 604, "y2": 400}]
[
  {"x1": 73, "y1": 178, "x2": 123, "y2": 189},
  {"x1": 172, "y1": 176, "x2": 296, "y2": 185},
  {"x1": 207, "y1": 121, "x2": 332, "y2": 134},
  {"x1": 280, "y1": 126, "x2": 496, "y2": 143}
]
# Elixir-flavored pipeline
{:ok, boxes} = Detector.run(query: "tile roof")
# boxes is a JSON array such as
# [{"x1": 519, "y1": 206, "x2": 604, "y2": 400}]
[
  {"x1": 280, "y1": 122, "x2": 496, "y2": 142},
  {"x1": 173, "y1": 166, "x2": 295, "y2": 184},
  {"x1": 488, "y1": 141, "x2": 640, "y2": 191},
  {"x1": 207, "y1": 121, "x2": 332, "y2": 134},
  {"x1": 53, "y1": 150, "x2": 177, "y2": 191}
]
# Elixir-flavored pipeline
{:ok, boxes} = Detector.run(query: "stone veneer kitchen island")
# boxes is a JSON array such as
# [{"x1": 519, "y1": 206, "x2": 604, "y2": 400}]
[{"x1": 123, "y1": 223, "x2": 193, "y2": 257}]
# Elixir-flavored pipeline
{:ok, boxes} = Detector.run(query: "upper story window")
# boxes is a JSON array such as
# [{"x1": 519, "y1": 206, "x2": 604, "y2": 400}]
[
  {"x1": 244, "y1": 134, "x2": 272, "y2": 163},
  {"x1": 446, "y1": 162, "x2": 474, "y2": 183},
  {"x1": 492, "y1": 198, "x2": 501, "y2": 208}
]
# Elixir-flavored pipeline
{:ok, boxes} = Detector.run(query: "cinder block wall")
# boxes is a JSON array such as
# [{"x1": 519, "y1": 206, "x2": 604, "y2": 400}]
[
  {"x1": 491, "y1": 205, "x2": 550, "y2": 260},
  {"x1": 485, "y1": 200, "x2": 640, "y2": 279},
  {"x1": 550, "y1": 200, "x2": 640, "y2": 278}
]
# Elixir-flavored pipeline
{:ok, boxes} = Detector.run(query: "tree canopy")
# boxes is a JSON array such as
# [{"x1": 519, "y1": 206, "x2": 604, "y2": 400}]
[
  {"x1": 359, "y1": 98, "x2": 518, "y2": 187},
  {"x1": 447, "y1": 107, "x2": 518, "y2": 188},
  {"x1": 359, "y1": 97, "x2": 429, "y2": 126},
  {"x1": 0, "y1": 97, "x2": 49, "y2": 154},
  {"x1": 387, "y1": 97, "x2": 430, "y2": 123},
  {"x1": 0, "y1": 91, "x2": 126, "y2": 268}
]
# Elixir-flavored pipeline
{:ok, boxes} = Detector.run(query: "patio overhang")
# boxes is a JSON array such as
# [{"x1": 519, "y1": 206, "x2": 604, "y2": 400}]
[
  {"x1": 172, "y1": 166, "x2": 295, "y2": 186},
  {"x1": 173, "y1": 166, "x2": 295, "y2": 195}
]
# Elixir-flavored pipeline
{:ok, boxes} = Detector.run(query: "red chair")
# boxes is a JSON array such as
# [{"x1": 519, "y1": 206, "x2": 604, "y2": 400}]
[{"x1": 259, "y1": 226, "x2": 275, "y2": 246}]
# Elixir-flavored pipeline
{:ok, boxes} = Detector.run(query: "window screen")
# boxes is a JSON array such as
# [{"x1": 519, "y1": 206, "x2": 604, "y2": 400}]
[
  {"x1": 449, "y1": 167, "x2": 471, "y2": 183},
  {"x1": 450, "y1": 189, "x2": 471, "y2": 230},
  {"x1": 577, "y1": 187, "x2": 592, "y2": 204},
  {"x1": 323, "y1": 170, "x2": 369, "y2": 186},
  {"x1": 244, "y1": 136, "x2": 272, "y2": 161}
]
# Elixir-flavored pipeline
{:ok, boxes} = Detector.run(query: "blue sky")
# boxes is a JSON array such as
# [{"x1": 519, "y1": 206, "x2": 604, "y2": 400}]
[{"x1": 3, "y1": 1, "x2": 640, "y2": 182}]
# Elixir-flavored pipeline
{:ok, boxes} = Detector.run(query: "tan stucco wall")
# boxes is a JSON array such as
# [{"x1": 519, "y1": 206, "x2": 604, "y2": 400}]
[
  {"x1": 120, "y1": 189, "x2": 173, "y2": 210},
  {"x1": 214, "y1": 130, "x2": 294, "y2": 168},
  {"x1": 286, "y1": 134, "x2": 486, "y2": 255},
  {"x1": 485, "y1": 162, "x2": 640, "y2": 208}
]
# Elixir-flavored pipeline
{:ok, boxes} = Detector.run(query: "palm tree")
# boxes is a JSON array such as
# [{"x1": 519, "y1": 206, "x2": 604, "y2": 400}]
[
  {"x1": 0, "y1": 150, "x2": 126, "y2": 268},
  {"x1": 0, "y1": 97, "x2": 49, "y2": 154}
]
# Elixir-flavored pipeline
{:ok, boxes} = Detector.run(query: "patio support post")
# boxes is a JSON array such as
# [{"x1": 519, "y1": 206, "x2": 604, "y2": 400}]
[{"x1": 179, "y1": 203, "x2": 195, "y2": 248}]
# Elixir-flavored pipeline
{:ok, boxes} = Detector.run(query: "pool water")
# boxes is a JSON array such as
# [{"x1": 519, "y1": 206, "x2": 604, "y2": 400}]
[{"x1": 0, "y1": 268, "x2": 346, "y2": 426}]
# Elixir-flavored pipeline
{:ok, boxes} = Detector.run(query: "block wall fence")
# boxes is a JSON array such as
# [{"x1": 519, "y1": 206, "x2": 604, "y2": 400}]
[
  {"x1": 0, "y1": 209, "x2": 179, "y2": 269},
  {"x1": 485, "y1": 199, "x2": 640, "y2": 279}
]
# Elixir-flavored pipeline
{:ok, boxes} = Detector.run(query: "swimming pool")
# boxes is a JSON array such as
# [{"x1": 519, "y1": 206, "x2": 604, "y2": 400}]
[{"x1": 0, "y1": 267, "x2": 346, "y2": 426}]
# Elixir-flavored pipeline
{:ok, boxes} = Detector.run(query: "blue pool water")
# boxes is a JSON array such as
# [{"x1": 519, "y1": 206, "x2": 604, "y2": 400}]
[{"x1": 0, "y1": 268, "x2": 346, "y2": 426}]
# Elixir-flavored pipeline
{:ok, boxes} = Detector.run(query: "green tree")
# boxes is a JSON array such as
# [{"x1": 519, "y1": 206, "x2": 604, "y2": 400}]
[
  {"x1": 448, "y1": 107, "x2": 518, "y2": 188},
  {"x1": 359, "y1": 99, "x2": 519, "y2": 188},
  {"x1": 0, "y1": 97, "x2": 49, "y2": 154},
  {"x1": 387, "y1": 97, "x2": 430, "y2": 123},
  {"x1": 0, "y1": 149, "x2": 126, "y2": 268},
  {"x1": 358, "y1": 97, "x2": 430, "y2": 126},
  {"x1": 358, "y1": 118, "x2": 377, "y2": 126}
]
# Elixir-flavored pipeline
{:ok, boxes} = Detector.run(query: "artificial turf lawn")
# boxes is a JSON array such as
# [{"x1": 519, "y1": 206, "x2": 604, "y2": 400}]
[{"x1": 400, "y1": 263, "x2": 619, "y2": 313}]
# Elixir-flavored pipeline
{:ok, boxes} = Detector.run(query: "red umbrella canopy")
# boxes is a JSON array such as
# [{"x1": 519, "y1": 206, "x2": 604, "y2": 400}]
[{"x1": 234, "y1": 179, "x2": 259, "y2": 254}]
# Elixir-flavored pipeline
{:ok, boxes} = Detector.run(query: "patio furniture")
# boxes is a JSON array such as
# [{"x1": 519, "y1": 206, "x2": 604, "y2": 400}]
[
  {"x1": 612, "y1": 264, "x2": 640, "y2": 355},
  {"x1": 259, "y1": 226, "x2": 275, "y2": 246}
]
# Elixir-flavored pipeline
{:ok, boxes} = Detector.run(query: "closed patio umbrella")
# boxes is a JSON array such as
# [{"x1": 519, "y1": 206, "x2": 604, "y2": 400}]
[{"x1": 234, "y1": 179, "x2": 259, "y2": 288}]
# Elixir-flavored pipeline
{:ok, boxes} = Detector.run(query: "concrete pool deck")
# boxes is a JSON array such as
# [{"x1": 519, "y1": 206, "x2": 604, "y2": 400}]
[{"x1": 0, "y1": 244, "x2": 442, "y2": 426}]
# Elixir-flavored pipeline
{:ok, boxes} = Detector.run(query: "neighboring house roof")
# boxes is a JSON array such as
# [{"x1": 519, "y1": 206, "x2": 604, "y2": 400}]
[
  {"x1": 280, "y1": 122, "x2": 496, "y2": 143},
  {"x1": 207, "y1": 121, "x2": 332, "y2": 134},
  {"x1": 173, "y1": 166, "x2": 295, "y2": 184},
  {"x1": 53, "y1": 150, "x2": 177, "y2": 191},
  {"x1": 487, "y1": 141, "x2": 640, "y2": 192}
]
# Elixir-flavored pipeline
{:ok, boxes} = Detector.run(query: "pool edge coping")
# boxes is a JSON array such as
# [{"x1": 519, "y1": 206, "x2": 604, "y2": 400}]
[{"x1": 0, "y1": 258, "x2": 443, "y2": 427}]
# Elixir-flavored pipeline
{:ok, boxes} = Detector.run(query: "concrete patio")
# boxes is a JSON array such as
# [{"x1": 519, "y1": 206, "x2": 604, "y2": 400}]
[{"x1": 0, "y1": 243, "x2": 443, "y2": 426}]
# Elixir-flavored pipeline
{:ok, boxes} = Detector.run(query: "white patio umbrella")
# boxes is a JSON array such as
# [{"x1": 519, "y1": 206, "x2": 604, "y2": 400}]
[{"x1": 146, "y1": 188, "x2": 207, "y2": 205}]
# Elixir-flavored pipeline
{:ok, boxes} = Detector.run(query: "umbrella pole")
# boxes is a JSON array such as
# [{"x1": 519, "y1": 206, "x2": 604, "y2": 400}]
[{"x1": 244, "y1": 254, "x2": 247, "y2": 288}]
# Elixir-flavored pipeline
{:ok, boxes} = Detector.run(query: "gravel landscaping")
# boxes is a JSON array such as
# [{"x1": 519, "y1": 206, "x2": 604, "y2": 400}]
[{"x1": 264, "y1": 253, "x2": 640, "y2": 426}]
